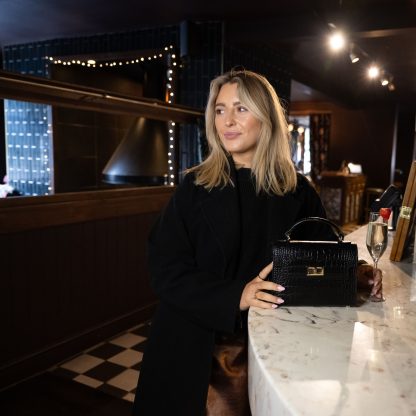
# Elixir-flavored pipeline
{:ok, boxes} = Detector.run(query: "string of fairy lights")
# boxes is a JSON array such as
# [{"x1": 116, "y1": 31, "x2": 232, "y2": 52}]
[{"x1": 45, "y1": 45, "x2": 178, "y2": 186}]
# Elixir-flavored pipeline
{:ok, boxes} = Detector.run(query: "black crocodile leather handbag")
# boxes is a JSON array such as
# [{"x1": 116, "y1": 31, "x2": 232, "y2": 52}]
[{"x1": 269, "y1": 217, "x2": 358, "y2": 306}]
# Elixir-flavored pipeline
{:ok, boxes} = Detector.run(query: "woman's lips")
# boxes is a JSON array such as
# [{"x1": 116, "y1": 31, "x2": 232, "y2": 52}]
[{"x1": 223, "y1": 132, "x2": 241, "y2": 139}]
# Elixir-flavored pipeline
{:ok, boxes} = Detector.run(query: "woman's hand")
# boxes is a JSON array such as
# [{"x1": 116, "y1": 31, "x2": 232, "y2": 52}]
[
  {"x1": 357, "y1": 263, "x2": 383, "y2": 301},
  {"x1": 239, "y1": 262, "x2": 285, "y2": 310}
]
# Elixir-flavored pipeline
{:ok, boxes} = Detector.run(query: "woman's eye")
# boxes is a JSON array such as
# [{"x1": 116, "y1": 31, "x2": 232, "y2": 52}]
[
  {"x1": 238, "y1": 106, "x2": 248, "y2": 112},
  {"x1": 215, "y1": 108, "x2": 224, "y2": 115}
]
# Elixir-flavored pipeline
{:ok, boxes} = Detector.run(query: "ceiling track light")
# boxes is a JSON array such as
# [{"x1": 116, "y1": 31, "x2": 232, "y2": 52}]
[
  {"x1": 368, "y1": 65, "x2": 380, "y2": 79},
  {"x1": 349, "y1": 44, "x2": 360, "y2": 63},
  {"x1": 326, "y1": 24, "x2": 397, "y2": 91},
  {"x1": 328, "y1": 31, "x2": 346, "y2": 51}
]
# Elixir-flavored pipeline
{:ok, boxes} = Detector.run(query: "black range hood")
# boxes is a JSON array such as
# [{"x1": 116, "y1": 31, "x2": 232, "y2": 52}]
[{"x1": 102, "y1": 117, "x2": 169, "y2": 186}]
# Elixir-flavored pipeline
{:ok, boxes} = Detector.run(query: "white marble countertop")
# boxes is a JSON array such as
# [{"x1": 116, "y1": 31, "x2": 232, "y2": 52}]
[{"x1": 248, "y1": 226, "x2": 416, "y2": 416}]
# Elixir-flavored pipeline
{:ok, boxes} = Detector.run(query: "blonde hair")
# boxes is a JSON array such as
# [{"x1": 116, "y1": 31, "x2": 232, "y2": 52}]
[{"x1": 188, "y1": 69, "x2": 297, "y2": 195}]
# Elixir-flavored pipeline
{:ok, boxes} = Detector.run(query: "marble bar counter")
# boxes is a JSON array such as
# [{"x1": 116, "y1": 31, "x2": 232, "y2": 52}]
[{"x1": 248, "y1": 225, "x2": 416, "y2": 416}]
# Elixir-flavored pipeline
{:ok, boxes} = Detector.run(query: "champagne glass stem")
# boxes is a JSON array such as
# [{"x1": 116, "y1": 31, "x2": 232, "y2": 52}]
[{"x1": 370, "y1": 259, "x2": 383, "y2": 301}]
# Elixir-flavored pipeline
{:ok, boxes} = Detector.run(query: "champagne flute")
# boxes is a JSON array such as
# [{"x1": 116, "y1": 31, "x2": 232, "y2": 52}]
[{"x1": 366, "y1": 212, "x2": 388, "y2": 301}]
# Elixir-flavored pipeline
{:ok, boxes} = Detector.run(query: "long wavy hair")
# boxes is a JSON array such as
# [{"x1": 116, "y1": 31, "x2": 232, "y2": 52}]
[{"x1": 188, "y1": 69, "x2": 297, "y2": 195}]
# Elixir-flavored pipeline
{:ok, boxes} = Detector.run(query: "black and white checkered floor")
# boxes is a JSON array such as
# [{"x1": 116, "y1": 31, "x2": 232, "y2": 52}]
[{"x1": 50, "y1": 322, "x2": 150, "y2": 403}]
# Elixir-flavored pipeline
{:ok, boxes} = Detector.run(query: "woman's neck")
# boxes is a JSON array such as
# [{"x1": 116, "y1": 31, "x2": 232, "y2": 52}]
[{"x1": 232, "y1": 155, "x2": 252, "y2": 169}]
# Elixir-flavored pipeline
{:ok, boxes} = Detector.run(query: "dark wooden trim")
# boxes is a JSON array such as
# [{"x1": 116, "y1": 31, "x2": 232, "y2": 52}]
[
  {"x1": 0, "y1": 69, "x2": 203, "y2": 123},
  {"x1": 0, "y1": 186, "x2": 174, "y2": 233}
]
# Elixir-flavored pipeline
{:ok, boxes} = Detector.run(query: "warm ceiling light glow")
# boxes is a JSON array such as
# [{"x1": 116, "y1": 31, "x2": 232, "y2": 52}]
[
  {"x1": 87, "y1": 60, "x2": 96, "y2": 65},
  {"x1": 388, "y1": 83, "x2": 396, "y2": 91},
  {"x1": 328, "y1": 32, "x2": 346, "y2": 51},
  {"x1": 381, "y1": 78, "x2": 389, "y2": 86},
  {"x1": 288, "y1": 123, "x2": 294, "y2": 132},
  {"x1": 368, "y1": 66, "x2": 380, "y2": 79}
]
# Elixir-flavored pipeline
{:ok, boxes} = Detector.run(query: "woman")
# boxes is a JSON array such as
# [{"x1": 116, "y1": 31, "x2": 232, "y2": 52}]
[{"x1": 132, "y1": 69, "x2": 382, "y2": 416}]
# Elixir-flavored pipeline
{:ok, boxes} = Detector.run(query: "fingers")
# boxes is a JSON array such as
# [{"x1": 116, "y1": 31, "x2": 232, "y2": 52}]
[
  {"x1": 240, "y1": 277, "x2": 285, "y2": 311},
  {"x1": 357, "y1": 264, "x2": 374, "y2": 287},
  {"x1": 257, "y1": 262, "x2": 273, "y2": 281},
  {"x1": 254, "y1": 288, "x2": 285, "y2": 309}
]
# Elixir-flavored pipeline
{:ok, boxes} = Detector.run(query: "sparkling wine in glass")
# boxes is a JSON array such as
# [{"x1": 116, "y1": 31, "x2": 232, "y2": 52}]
[{"x1": 366, "y1": 211, "x2": 388, "y2": 301}]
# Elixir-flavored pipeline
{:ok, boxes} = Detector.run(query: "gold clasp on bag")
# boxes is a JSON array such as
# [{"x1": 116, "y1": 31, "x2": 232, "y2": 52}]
[{"x1": 307, "y1": 266, "x2": 325, "y2": 277}]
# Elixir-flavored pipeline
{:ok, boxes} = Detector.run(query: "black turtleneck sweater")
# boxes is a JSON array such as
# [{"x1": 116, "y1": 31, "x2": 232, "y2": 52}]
[{"x1": 235, "y1": 168, "x2": 270, "y2": 283}]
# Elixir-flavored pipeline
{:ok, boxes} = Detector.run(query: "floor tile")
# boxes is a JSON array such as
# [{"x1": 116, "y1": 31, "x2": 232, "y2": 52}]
[
  {"x1": 108, "y1": 349, "x2": 143, "y2": 367},
  {"x1": 53, "y1": 322, "x2": 150, "y2": 403},
  {"x1": 131, "y1": 341, "x2": 147, "y2": 352},
  {"x1": 88, "y1": 342, "x2": 125, "y2": 359},
  {"x1": 84, "y1": 361, "x2": 126, "y2": 382},
  {"x1": 123, "y1": 392, "x2": 135, "y2": 403},
  {"x1": 107, "y1": 369, "x2": 139, "y2": 392},
  {"x1": 110, "y1": 333, "x2": 146, "y2": 348},
  {"x1": 98, "y1": 383, "x2": 127, "y2": 399},
  {"x1": 74, "y1": 374, "x2": 104, "y2": 389},
  {"x1": 61, "y1": 354, "x2": 104, "y2": 374},
  {"x1": 131, "y1": 361, "x2": 142, "y2": 371}
]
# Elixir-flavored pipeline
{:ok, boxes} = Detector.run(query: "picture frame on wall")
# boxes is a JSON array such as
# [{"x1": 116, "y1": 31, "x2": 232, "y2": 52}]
[{"x1": 390, "y1": 160, "x2": 416, "y2": 262}]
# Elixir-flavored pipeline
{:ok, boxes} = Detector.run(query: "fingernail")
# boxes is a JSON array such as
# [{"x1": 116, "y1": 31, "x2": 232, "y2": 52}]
[
  {"x1": 278, "y1": 286, "x2": 285, "y2": 291},
  {"x1": 277, "y1": 298, "x2": 285, "y2": 304},
  {"x1": 271, "y1": 304, "x2": 278, "y2": 309},
  {"x1": 368, "y1": 279, "x2": 374, "y2": 284}
]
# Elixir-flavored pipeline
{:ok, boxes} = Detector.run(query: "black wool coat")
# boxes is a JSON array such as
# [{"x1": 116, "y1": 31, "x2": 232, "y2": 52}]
[{"x1": 132, "y1": 171, "x2": 334, "y2": 416}]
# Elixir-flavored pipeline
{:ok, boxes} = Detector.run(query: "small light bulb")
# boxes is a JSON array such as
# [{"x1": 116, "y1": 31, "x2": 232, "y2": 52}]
[
  {"x1": 368, "y1": 66, "x2": 380, "y2": 79},
  {"x1": 328, "y1": 32, "x2": 346, "y2": 51}
]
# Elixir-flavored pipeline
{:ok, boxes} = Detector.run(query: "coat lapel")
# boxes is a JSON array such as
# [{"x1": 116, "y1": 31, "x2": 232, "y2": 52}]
[{"x1": 200, "y1": 182, "x2": 240, "y2": 268}]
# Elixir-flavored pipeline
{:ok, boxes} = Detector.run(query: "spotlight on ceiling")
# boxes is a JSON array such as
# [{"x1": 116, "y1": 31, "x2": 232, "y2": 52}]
[
  {"x1": 328, "y1": 31, "x2": 346, "y2": 51},
  {"x1": 381, "y1": 77, "x2": 389, "y2": 86},
  {"x1": 368, "y1": 65, "x2": 380, "y2": 79},
  {"x1": 349, "y1": 44, "x2": 360, "y2": 63},
  {"x1": 349, "y1": 52, "x2": 360, "y2": 63}
]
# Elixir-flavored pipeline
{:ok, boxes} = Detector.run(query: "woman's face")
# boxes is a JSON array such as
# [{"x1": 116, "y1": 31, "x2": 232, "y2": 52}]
[{"x1": 214, "y1": 82, "x2": 262, "y2": 168}]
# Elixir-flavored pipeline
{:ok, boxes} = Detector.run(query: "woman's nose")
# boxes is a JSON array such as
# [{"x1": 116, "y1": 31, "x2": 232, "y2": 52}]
[{"x1": 224, "y1": 112, "x2": 235, "y2": 126}]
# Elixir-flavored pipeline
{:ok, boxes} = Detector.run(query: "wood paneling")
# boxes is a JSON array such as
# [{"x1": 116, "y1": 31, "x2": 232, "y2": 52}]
[
  {"x1": 0, "y1": 186, "x2": 172, "y2": 233},
  {"x1": 0, "y1": 186, "x2": 173, "y2": 389}
]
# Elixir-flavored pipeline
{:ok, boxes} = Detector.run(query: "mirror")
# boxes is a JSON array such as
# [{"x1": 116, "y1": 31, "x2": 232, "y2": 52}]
[{"x1": 0, "y1": 47, "x2": 191, "y2": 197}]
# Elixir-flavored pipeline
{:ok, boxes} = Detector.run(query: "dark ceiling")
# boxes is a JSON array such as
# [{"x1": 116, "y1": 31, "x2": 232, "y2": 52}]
[{"x1": 0, "y1": 0, "x2": 415, "y2": 106}]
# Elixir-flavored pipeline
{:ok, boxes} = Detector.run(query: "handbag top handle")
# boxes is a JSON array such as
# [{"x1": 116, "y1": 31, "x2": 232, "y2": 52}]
[{"x1": 284, "y1": 217, "x2": 345, "y2": 242}]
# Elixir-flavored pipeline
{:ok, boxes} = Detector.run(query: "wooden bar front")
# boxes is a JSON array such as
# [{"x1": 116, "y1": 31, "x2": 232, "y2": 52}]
[{"x1": 0, "y1": 186, "x2": 173, "y2": 389}]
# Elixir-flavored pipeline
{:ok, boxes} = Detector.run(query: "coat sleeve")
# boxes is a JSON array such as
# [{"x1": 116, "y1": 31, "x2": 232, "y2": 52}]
[{"x1": 147, "y1": 176, "x2": 246, "y2": 334}]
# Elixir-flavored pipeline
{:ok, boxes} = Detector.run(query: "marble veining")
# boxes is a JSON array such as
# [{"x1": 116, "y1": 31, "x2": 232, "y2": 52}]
[{"x1": 248, "y1": 226, "x2": 416, "y2": 415}]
